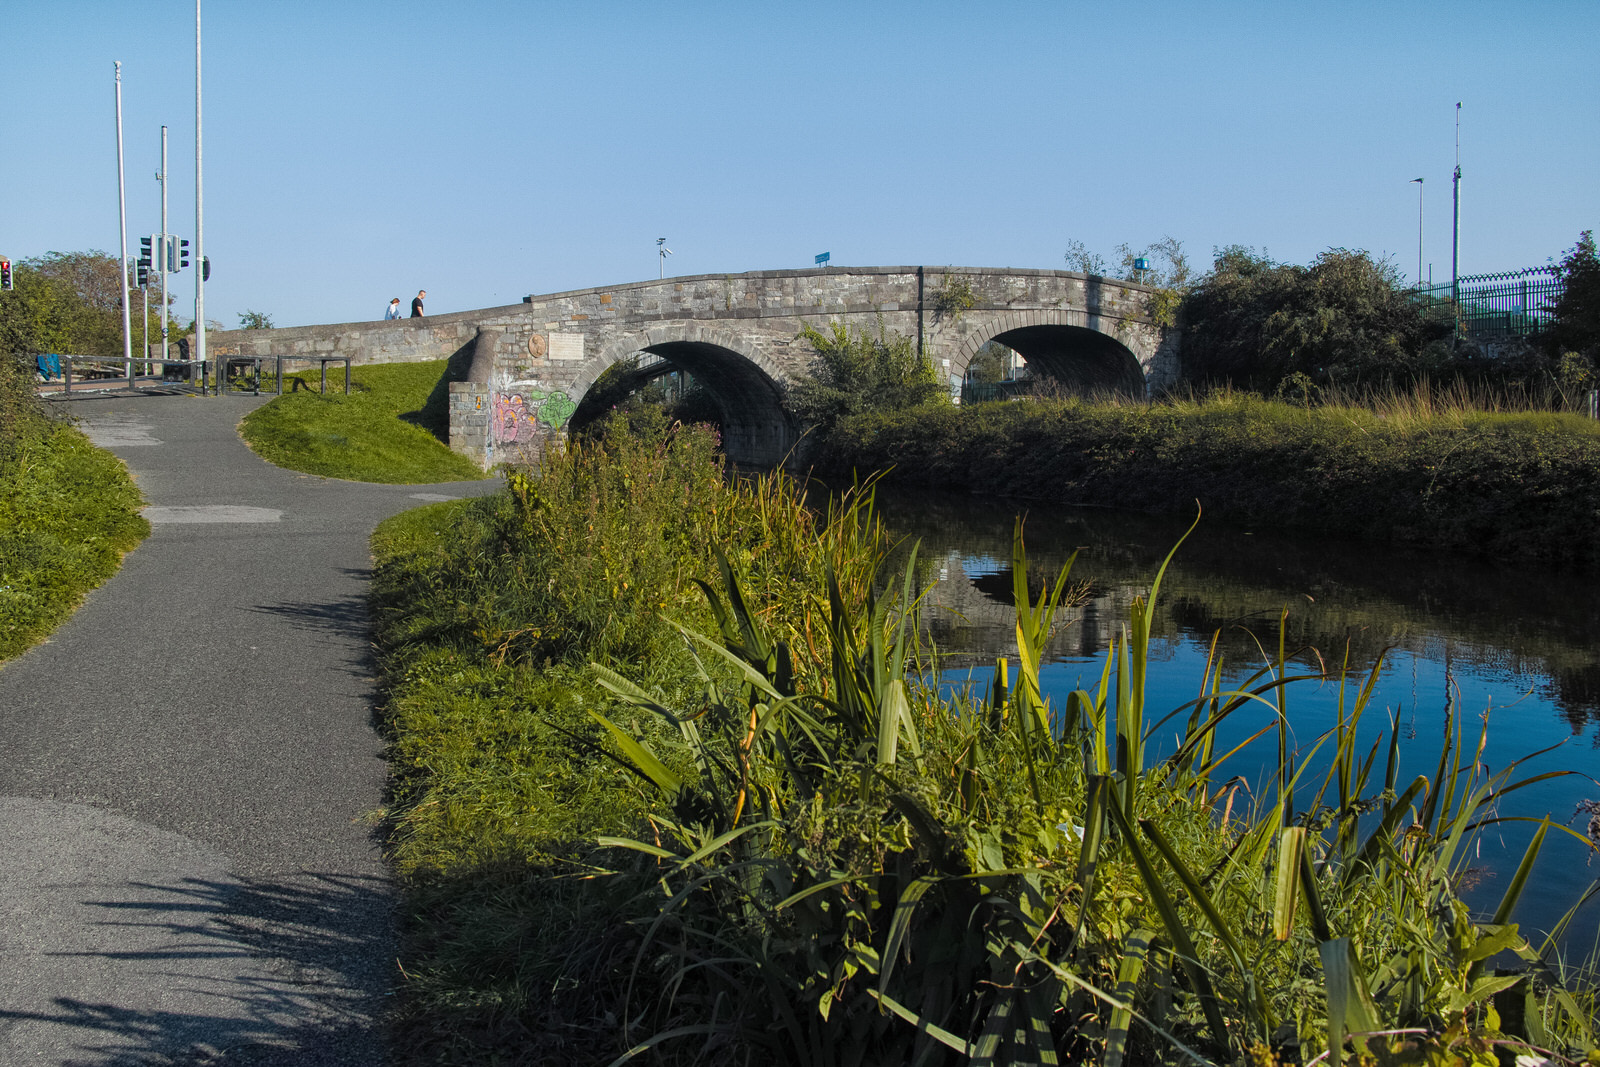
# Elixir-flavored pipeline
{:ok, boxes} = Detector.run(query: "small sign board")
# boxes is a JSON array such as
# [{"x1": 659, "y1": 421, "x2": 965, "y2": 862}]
[
  {"x1": 1133, "y1": 257, "x2": 1151, "y2": 271},
  {"x1": 815, "y1": 252, "x2": 831, "y2": 266},
  {"x1": 549, "y1": 333, "x2": 585, "y2": 361}
]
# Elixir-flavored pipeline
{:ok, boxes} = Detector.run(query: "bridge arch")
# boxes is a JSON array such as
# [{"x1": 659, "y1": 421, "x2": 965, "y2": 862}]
[
  {"x1": 953, "y1": 309, "x2": 1149, "y2": 398},
  {"x1": 571, "y1": 325, "x2": 797, "y2": 466}
]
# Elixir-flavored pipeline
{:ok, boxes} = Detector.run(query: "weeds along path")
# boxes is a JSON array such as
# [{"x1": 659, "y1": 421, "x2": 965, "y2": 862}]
[{"x1": 0, "y1": 393, "x2": 500, "y2": 1066}]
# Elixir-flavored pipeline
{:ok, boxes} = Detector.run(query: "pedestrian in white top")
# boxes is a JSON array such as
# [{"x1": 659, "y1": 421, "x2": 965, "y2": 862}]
[{"x1": 384, "y1": 297, "x2": 403, "y2": 320}]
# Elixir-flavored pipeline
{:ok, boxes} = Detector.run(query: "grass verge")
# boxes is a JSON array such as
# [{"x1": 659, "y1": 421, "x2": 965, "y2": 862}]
[
  {"x1": 0, "y1": 422, "x2": 150, "y2": 662},
  {"x1": 239, "y1": 360, "x2": 486, "y2": 484},
  {"x1": 813, "y1": 392, "x2": 1600, "y2": 564}
]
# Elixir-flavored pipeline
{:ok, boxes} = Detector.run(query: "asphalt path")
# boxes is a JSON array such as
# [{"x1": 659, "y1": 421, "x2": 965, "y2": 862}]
[{"x1": 0, "y1": 392, "x2": 501, "y2": 1066}]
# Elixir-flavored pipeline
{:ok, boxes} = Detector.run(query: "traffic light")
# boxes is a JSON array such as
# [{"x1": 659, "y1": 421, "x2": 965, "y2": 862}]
[
  {"x1": 178, "y1": 239, "x2": 190, "y2": 271},
  {"x1": 138, "y1": 236, "x2": 153, "y2": 268},
  {"x1": 1, "y1": 257, "x2": 11, "y2": 291},
  {"x1": 202, "y1": 256, "x2": 210, "y2": 282},
  {"x1": 137, "y1": 263, "x2": 149, "y2": 288}
]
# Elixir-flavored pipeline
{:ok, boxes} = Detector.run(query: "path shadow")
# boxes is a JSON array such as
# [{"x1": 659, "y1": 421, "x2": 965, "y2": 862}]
[
  {"x1": 1, "y1": 872, "x2": 393, "y2": 1066},
  {"x1": 246, "y1": 585, "x2": 377, "y2": 683}
]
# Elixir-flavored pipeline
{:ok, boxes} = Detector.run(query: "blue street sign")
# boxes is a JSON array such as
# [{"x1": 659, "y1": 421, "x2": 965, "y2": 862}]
[{"x1": 815, "y1": 252, "x2": 831, "y2": 265}]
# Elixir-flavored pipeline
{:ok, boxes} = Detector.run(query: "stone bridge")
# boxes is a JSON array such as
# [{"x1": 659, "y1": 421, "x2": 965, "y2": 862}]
[{"x1": 210, "y1": 266, "x2": 1179, "y2": 468}]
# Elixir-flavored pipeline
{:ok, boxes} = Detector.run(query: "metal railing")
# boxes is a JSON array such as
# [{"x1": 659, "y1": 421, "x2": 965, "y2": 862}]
[
  {"x1": 1417, "y1": 266, "x2": 1564, "y2": 342},
  {"x1": 36, "y1": 353, "x2": 209, "y2": 397}
]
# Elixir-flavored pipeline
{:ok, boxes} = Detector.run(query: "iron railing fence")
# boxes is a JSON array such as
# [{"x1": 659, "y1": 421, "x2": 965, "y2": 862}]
[{"x1": 1417, "y1": 266, "x2": 1564, "y2": 342}]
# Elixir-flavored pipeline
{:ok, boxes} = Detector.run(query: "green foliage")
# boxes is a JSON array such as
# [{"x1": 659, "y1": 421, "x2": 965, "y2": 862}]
[
  {"x1": 1548, "y1": 230, "x2": 1600, "y2": 360},
  {"x1": 812, "y1": 392, "x2": 1600, "y2": 564},
  {"x1": 1180, "y1": 248, "x2": 1454, "y2": 389},
  {"x1": 571, "y1": 358, "x2": 723, "y2": 442},
  {"x1": 933, "y1": 273, "x2": 977, "y2": 319},
  {"x1": 0, "y1": 353, "x2": 51, "y2": 468},
  {"x1": 579, "y1": 518, "x2": 1600, "y2": 1065},
  {"x1": 0, "y1": 251, "x2": 135, "y2": 360},
  {"x1": 370, "y1": 424, "x2": 899, "y2": 1062},
  {"x1": 239, "y1": 360, "x2": 486, "y2": 483},
  {"x1": 371, "y1": 420, "x2": 1600, "y2": 1063},
  {"x1": 1064, "y1": 237, "x2": 1191, "y2": 326},
  {"x1": 0, "y1": 423, "x2": 149, "y2": 661},
  {"x1": 237, "y1": 309, "x2": 274, "y2": 330},
  {"x1": 965, "y1": 340, "x2": 1016, "y2": 385},
  {"x1": 788, "y1": 321, "x2": 948, "y2": 432}
]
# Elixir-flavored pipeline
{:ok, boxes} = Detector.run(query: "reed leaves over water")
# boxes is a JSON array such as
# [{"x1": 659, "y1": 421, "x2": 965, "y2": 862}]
[{"x1": 371, "y1": 417, "x2": 1599, "y2": 1065}]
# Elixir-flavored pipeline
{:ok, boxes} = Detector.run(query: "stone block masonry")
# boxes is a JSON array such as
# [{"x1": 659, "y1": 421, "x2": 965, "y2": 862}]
[{"x1": 212, "y1": 267, "x2": 1181, "y2": 471}]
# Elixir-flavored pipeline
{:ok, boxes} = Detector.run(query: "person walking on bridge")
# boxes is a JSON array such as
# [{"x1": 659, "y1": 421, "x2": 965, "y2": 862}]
[
  {"x1": 385, "y1": 297, "x2": 402, "y2": 320},
  {"x1": 410, "y1": 290, "x2": 426, "y2": 318}
]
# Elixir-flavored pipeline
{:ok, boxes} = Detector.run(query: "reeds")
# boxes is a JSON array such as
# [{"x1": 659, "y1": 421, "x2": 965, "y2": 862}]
[
  {"x1": 589, "y1": 510, "x2": 1600, "y2": 1065},
  {"x1": 371, "y1": 421, "x2": 1599, "y2": 1065}
]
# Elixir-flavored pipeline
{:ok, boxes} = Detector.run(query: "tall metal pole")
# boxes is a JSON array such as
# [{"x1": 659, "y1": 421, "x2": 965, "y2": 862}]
[
  {"x1": 115, "y1": 63, "x2": 133, "y2": 365},
  {"x1": 1410, "y1": 177, "x2": 1424, "y2": 288},
  {"x1": 194, "y1": 0, "x2": 206, "y2": 388},
  {"x1": 1451, "y1": 102, "x2": 1461, "y2": 342},
  {"x1": 159, "y1": 125, "x2": 169, "y2": 362}
]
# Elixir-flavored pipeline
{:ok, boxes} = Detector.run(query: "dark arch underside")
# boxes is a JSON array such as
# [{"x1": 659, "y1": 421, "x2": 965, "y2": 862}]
[
  {"x1": 569, "y1": 340, "x2": 796, "y2": 467},
  {"x1": 987, "y1": 324, "x2": 1146, "y2": 397}
]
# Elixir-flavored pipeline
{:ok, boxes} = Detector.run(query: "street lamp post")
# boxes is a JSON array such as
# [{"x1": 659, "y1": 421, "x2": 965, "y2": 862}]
[
  {"x1": 1410, "y1": 178, "x2": 1424, "y2": 288},
  {"x1": 657, "y1": 237, "x2": 672, "y2": 279}
]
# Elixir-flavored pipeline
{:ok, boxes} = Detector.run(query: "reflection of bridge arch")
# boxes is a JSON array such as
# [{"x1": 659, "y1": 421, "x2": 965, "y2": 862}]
[
  {"x1": 572, "y1": 326, "x2": 796, "y2": 465},
  {"x1": 952, "y1": 310, "x2": 1148, "y2": 398}
]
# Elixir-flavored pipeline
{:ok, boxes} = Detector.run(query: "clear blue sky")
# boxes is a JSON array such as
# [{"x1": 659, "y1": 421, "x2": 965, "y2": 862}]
[{"x1": 4, "y1": 1, "x2": 1596, "y2": 329}]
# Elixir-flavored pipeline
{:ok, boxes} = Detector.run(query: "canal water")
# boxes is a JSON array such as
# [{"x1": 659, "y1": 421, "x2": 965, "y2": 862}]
[{"x1": 871, "y1": 488, "x2": 1600, "y2": 952}]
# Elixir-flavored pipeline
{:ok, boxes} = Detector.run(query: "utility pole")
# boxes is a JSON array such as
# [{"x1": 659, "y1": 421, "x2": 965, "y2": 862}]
[
  {"x1": 194, "y1": 0, "x2": 206, "y2": 389},
  {"x1": 1452, "y1": 100, "x2": 1465, "y2": 342},
  {"x1": 1410, "y1": 177, "x2": 1424, "y2": 288},
  {"x1": 115, "y1": 62, "x2": 133, "y2": 368},
  {"x1": 159, "y1": 125, "x2": 169, "y2": 361}
]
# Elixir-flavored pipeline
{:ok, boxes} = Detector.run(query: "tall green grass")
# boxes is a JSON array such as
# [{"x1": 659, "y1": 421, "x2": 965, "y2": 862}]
[
  {"x1": 372, "y1": 419, "x2": 1599, "y2": 1065},
  {"x1": 589, "y1": 519, "x2": 1599, "y2": 1065},
  {"x1": 239, "y1": 360, "x2": 486, "y2": 483}
]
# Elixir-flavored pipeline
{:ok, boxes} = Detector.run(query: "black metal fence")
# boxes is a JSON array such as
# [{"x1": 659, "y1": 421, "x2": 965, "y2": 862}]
[{"x1": 1418, "y1": 267, "x2": 1564, "y2": 342}]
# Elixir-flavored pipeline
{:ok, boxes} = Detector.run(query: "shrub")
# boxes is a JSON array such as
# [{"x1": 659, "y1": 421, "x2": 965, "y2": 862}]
[
  {"x1": 1180, "y1": 247, "x2": 1453, "y2": 391},
  {"x1": 812, "y1": 394, "x2": 1600, "y2": 563},
  {"x1": 788, "y1": 321, "x2": 949, "y2": 433}
]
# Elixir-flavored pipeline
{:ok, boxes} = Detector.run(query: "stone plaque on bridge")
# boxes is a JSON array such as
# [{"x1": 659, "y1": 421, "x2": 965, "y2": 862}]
[{"x1": 549, "y1": 333, "x2": 585, "y2": 361}]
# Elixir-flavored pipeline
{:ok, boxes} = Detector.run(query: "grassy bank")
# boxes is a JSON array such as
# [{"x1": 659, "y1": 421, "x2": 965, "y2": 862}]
[
  {"x1": 0, "y1": 359, "x2": 149, "y2": 662},
  {"x1": 813, "y1": 393, "x2": 1600, "y2": 564},
  {"x1": 239, "y1": 360, "x2": 485, "y2": 483},
  {"x1": 372, "y1": 420, "x2": 1599, "y2": 1065}
]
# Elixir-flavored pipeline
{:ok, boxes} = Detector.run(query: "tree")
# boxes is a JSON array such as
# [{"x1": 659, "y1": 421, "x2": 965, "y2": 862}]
[
  {"x1": 1547, "y1": 230, "x2": 1600, "y2": 360},
  {"x1": 1179, "y1": 247, "x2": 1452, "y2": 390},
  {"x1": 0, "y1": 251, "x2": 137, "y2": 361},
  {"x1": 237, "y1": 310, "x2": 274, "y2": 330},
  {"x1": 788, "y1": 321, "x2": 947, "y2": 430},
  {"x1": 964, "y1": 341, "x2": 1018, "y2": 384}
]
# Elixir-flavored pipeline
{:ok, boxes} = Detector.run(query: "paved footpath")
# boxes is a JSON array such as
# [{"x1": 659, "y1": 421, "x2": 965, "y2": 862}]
[{"x1": 0, "y1": 393, "x2": 500, "y2": 1066}]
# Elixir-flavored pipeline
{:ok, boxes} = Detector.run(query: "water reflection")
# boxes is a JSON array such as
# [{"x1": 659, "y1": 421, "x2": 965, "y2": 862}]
[
  {"x1": 874, "y1": 488, "x2": 1600, "y2": 946},
  {"x1": 883, "y1": 489, "x2": 1600, "y2": 741}
]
